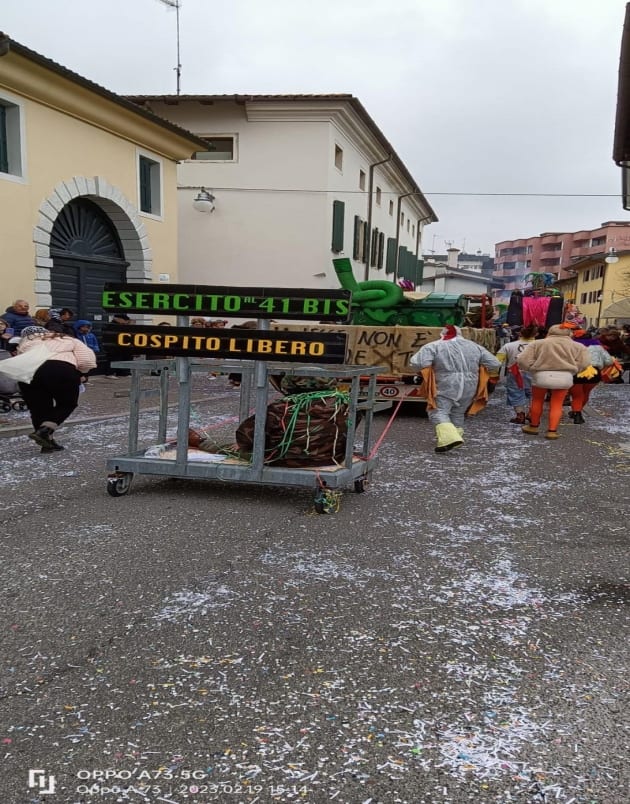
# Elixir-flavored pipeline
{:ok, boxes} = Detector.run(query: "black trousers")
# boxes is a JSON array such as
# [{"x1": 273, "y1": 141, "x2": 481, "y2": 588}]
[{"x1": 19, "y1": 360, "x2": 81, "y2": 430}]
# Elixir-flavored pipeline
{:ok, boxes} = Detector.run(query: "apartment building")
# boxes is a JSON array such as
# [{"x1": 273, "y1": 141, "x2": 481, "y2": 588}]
[{"x1": 493, "y1": 222, "x2": 630, "y2": 303}]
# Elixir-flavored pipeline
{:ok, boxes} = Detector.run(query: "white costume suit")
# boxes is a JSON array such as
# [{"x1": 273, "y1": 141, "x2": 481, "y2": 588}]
[{"x1": 410, "y1": 329, "x2": 500, "y2": 428}]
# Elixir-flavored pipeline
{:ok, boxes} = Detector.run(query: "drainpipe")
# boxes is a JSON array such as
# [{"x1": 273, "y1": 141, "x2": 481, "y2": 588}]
[
  {"x1": 415, "y1": 212, "x2": 433, "y2": 257},
  {"x1": 364, "y1": 154, "x2": 392, "y2": 281}
]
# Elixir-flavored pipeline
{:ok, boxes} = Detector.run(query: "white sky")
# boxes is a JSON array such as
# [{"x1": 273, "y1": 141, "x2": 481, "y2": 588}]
[{"x1": 2, "y1": 0, "x2": 629, "y2": 254}]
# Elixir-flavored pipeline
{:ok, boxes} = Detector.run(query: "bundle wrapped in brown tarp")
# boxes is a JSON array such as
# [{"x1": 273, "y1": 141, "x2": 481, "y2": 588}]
[{"x1": 236, "y1": 389, "x2": 349, "y2": 467}]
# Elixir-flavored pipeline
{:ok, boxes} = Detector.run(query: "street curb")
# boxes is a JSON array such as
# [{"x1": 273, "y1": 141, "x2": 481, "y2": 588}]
[
  {"x1": 0, "y1": 412, "x2": 126, "y2": 440},
  {"x1": 0, "y1": 394, "x2": 218, "y2": 440}
]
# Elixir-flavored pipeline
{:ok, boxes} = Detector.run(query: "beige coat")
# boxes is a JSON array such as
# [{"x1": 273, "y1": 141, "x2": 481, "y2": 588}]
[
  {"x1": 18, "y1": 334, "x2": 97, "y2": 373},
  {"x1": 517, "y1": 326, "x2": 591, "y2": 375}
]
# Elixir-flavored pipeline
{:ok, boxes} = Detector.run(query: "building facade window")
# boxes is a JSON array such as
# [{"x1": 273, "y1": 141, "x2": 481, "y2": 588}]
[
  {"x1": 385, "y1": 237, "x2": 397, "y2": 273},
  {"x1": 359, "y1": 170, "x2": 366, "y2": 190},
  {"x1": 138, "y1": 153, "x2": 162, "y2": 216},
  {"x1": 334, "y1": 145, "x2": 343, "y2": 171},
  {"x1": 0, "y1": 96, "x2": 24, "y2": 179},
  {"x1": 375, "y1": 186, "x2": 381, "y2": 205},
  {"x1": 353, "y1": 215, "x2": 362, "y2": 259},
  {"x1": 388, "y1": 200, "x2": 394, "y2": 216},
  {"x1": 331, "y1": 200, "x2": 345, "y2": 253},
  {"x1": 192, "y1": 135, "x2": 236, "y2": 162}
]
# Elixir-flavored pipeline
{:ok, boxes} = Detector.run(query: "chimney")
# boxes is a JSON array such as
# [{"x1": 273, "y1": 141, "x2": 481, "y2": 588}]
[{"x1": 447, "y1": 247, "x2": 460, "y2": 269}]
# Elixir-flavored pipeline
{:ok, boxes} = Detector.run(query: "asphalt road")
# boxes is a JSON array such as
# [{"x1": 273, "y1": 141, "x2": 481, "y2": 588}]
[{"x1": 0, "y1": 377, "x2": 628, "y2": 804}]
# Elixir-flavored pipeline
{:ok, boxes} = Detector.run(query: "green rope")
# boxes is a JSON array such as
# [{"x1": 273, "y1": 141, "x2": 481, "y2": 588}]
[{"x1": 270, "y1": 389, "x2": 349, "y2": 460}]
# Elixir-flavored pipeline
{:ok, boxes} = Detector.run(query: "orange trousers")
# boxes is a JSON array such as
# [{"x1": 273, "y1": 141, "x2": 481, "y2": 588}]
[
  {"x1": 529, "y1": 386, "x2": 565, "y2": 432},
  {"x1": 570, "y1": 383, "x2": 597, "y2": 412}
]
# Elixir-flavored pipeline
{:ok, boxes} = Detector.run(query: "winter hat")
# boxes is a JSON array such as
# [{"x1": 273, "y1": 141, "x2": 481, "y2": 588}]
[
  {"x1": 20, "y1": 325, "x2": 48, "y2": 338},
  {"x1": 48, "y1": 308, "x2": 62, "y2": 321},
  {"x1": 74, "y1": 319, "x2": 92, "y2": 330},
  {"x1": 440, "y1": 325, "x2": 461, "y2": 340}
]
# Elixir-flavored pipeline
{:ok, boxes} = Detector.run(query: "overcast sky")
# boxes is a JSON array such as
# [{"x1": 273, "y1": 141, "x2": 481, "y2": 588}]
[{"x1": 3, "y1": 0, "x2": 629, "y2": 254}]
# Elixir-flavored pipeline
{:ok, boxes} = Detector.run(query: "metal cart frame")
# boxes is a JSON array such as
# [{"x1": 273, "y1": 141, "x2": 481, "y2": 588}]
[{"x1": 106, "y1": 356, "x2": 383, "y2": 505}]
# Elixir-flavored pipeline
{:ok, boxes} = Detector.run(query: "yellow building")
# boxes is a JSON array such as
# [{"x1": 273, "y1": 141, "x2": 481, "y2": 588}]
[
  {"x1": 561, "y1": 251, "x2": 630, "y2": 328},
  {"x1": 0, "y1": 33, "x2": 207, "y2": 326}
]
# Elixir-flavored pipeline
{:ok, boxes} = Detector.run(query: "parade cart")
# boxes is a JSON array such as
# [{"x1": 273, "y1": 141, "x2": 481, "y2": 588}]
[
  {"x1": 105, "y1": 358, "x2": 382, "y2": 508},
  {"x1": 101, "y1": 282, "x2": 383, "y2": 510}
]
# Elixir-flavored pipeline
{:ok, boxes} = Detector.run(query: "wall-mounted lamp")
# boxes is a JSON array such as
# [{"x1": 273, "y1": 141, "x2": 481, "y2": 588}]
[
  {"x1": 605, "y1": 247, "x2": 619, "y2": 264},
  {"x1": 192, "y1": 187, "x2": 216, "y2": 213}
]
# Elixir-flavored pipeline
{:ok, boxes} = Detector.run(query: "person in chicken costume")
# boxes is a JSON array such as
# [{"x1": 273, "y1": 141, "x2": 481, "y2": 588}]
[{"x1": 410, "y1": 325, "x2": 501, "y2": 453}]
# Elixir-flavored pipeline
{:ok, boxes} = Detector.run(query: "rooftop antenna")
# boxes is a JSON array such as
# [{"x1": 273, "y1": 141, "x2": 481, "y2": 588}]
[
  {"x1": 444, "y1": 239, "x2": 454, "y2": 249},
  {"x1": 430, "y1": 233, "x2": 437, "y2": 253},
  {"x1": 157, "y1": 0, "x2": 182, "y2": 95}
]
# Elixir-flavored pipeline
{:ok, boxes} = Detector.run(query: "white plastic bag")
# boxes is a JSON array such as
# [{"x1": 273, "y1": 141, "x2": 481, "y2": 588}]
[{"x1": 0, "y1": 344, "x2": 50, "y2": 384}]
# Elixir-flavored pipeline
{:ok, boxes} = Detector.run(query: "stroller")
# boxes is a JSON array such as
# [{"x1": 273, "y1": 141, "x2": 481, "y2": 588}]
[
  {"x1": 0, "y1": 353, "x2": 28, "y2": 413},
  {"x1": 0, "y1": 391, "x2": 27, "y2": 413}
]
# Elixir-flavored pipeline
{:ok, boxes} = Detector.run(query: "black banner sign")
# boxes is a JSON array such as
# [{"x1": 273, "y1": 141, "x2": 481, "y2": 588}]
[
  {"x1": 102, "y1": 325, "x2": 348, "y2": 364},
  {"x1": 102, "y1": 284, "x2": 351, "y2": 322}
]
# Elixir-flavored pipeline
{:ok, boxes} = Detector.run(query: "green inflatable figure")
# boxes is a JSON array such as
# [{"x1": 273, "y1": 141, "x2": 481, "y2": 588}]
[{"x1": 332, "y1": 258, "x2": 466, "y2": 327}]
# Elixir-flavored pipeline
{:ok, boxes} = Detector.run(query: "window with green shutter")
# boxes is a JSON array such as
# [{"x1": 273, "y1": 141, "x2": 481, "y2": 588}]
[
  {"x1": 0, "y1": 105, "x2": 8, "y2": 174},
  {"x1": 0, "y1": 99, "x2": 23, "y2": 177},
  {"x1": 353, "y1": 216, "x2": 362, "y2": 259},
  {"x1": 331, "y1": 200, "x2": 345, "y2": 253},
  {"x1": 138, "y1": 154, "x2": 162, "y2": 215},
  {"x1": 385, "y1": 238, "x2": 397, "y2": 274},
  {"x1": 399, "y1": 246, "x2": 415, "y2": 281},
  {"x1": 370, "y1": 227, "x2": 379, "y2": 266}
]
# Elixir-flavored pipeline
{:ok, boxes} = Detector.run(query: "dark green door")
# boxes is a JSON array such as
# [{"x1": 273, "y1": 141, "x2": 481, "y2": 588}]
[{"x1": 50, "y1": 199, "x2": 129, "y2": 368}]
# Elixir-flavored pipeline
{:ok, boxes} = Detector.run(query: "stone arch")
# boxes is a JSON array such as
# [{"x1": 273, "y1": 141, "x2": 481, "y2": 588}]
[{"x1": 31, "y1": 176, "x2": 153, "y2": 308}]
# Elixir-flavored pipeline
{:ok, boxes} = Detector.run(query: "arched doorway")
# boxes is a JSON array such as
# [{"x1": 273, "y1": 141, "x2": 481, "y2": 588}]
[{"x1": 50, "y1": 198, "x2": 129, "y2": 365}]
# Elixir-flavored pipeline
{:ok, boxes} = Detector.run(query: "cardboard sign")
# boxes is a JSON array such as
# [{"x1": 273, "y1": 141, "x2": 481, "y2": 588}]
[
  {"x1": 102, "y1": 283, "x2": 351, "y2": 322},
  {"x1": 102, "y1": 325, "x2": 347, "y2": 364},
  {"x1": 272, "y1": 323, "x2": 497, "y2": 374}
]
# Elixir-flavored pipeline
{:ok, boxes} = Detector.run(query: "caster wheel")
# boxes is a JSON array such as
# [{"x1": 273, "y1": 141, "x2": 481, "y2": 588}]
[
  {"x1": 354, "y1": 472, "x2": 372, "y2": 494},
  {"x1": 1, "y1": 401, "x2": 11, "y2": 413},
  {"x1": 14, "y1": 401, "x2": 28, "y2": 411},
  {"x1": 107, "y1": 473, "x2": 133, "y2": 497}
]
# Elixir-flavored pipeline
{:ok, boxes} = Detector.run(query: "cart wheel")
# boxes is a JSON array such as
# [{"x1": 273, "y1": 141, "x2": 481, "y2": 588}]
[
  {"x1": 13, "y1": 400, "x2": 28, "y2": 411},
  {"x1": 354, "y1": 476, "x2": 368, "y2": 494},
  {"x1": 107, "y1": 473, "x2": 133, "y2": 497},
  {"x1": 1, "y1": 400, "x2": 11, "y2": 413}
]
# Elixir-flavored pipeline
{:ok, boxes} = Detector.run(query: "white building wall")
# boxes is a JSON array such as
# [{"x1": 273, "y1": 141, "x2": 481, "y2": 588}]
[
  {"x1": 141, "y1": 98, "x2": 430, "y2": 292},
  {"x1": 420, "y1": 268, "x2": 492, "y2": 296}
]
